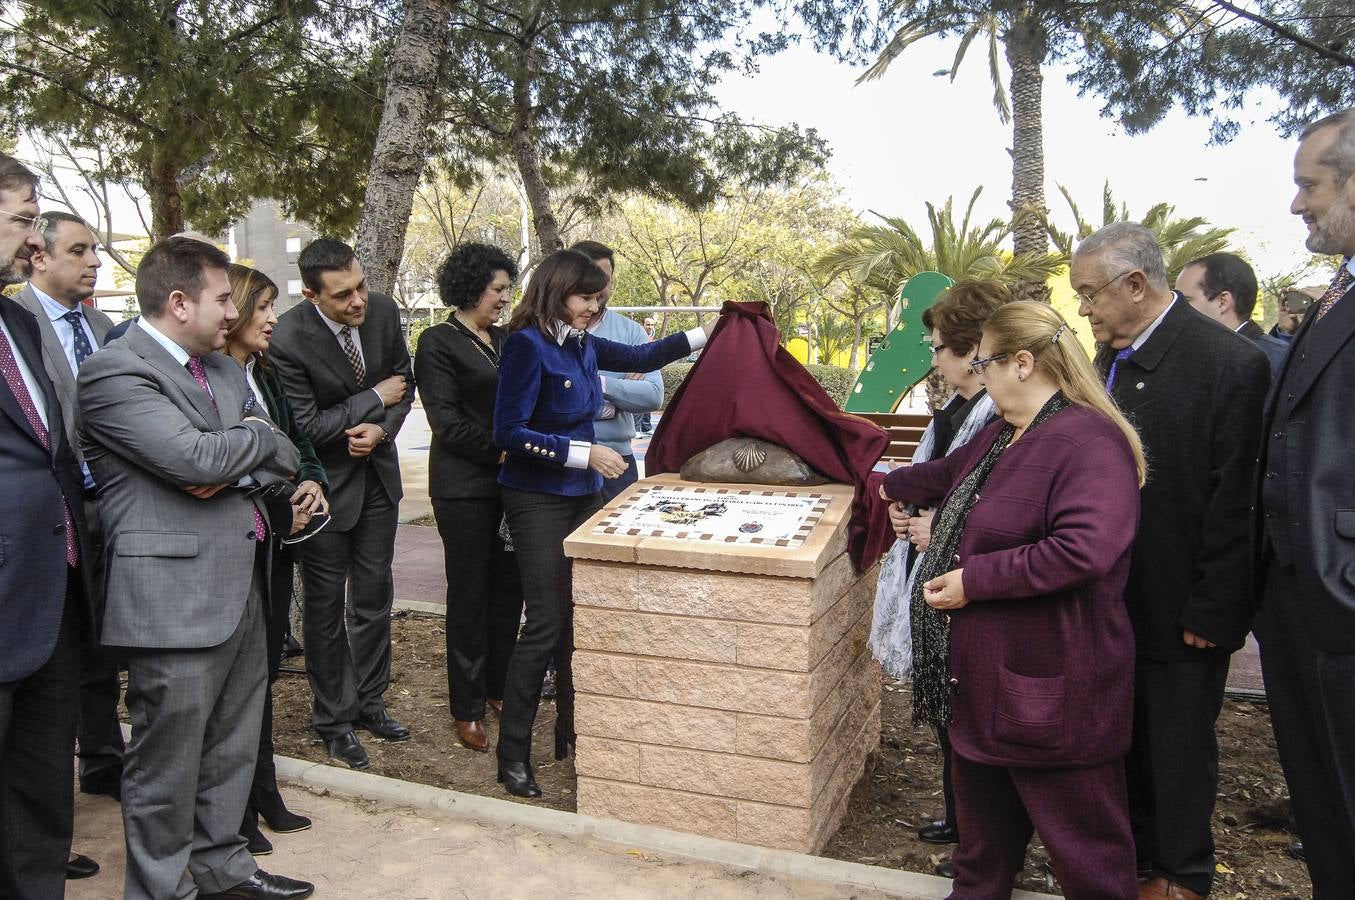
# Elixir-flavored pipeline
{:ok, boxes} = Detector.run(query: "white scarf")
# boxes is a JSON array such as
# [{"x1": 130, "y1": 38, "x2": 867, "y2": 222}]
[{"x1": 868, "y1": 392, "x2": 996, "y2": 680}]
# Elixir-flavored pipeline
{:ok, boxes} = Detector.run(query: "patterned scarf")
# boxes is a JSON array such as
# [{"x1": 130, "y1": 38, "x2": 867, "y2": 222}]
[{"x1": 910, "y1": 391, "x2": 1071, "y2": 727}]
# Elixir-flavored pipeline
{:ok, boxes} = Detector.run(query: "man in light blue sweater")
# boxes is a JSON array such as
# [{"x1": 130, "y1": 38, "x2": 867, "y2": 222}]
[{"x1": 572, "y1": 241, "x2": 662, "y2": 502}]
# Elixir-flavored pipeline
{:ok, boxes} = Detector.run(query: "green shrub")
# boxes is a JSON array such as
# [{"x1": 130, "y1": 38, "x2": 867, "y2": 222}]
[
  {"x1": 806, "y1": 364, "x2": 857, "y2": 409},
  {"x1": 660, "y1": 363, "x2": 693, "y2": 408},
  {"x1": 659, "y1": 362, "x2": 857, "y2": 410}
]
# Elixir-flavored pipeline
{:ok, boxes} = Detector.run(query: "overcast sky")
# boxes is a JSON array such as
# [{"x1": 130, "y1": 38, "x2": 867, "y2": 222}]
[{"x1": 713, "y1": 32, "x2": 1314, "y2": 282}]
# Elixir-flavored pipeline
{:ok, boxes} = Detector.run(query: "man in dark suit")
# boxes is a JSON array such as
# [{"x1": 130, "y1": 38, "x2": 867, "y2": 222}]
[
  {"x1": 13, "y1": 211, "x2": 126, "y2": 808},
  {"x1": 269, "y1": 238, "x2": 415, "y2": 768},
  {"x1": 1256, "y1": 107, "x2": 1355, "y2": 898},
  {"x1": 1175, "y1": 252, "x2": 1289, "y2": 375},
  {"x1": 0, "y1": 154, "x2": 95, "y2": 898},
  {"x1": 78, "y1": 237, "x2": 311, "y2": 899},
  {"x1": 1072, "y1": 223, "x2": 1270, "y2": 900}
]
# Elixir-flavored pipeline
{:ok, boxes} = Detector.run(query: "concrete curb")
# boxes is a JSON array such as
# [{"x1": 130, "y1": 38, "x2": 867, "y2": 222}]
[{"x1": 275, "y1": 755, "x2": 1055, "y2": 900}]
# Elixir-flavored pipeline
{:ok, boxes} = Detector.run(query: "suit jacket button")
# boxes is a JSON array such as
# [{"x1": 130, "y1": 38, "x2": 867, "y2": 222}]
[
  {"x1": 246, "y1": 531, "x2": 256, "y2": 539},
  {"x1": 53, "y1": 523, "x2": 65, "y2": 534}
]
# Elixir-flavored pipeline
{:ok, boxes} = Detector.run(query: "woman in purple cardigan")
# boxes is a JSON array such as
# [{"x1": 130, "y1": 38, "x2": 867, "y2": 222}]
[{"x1": 881, "y1": 301, "x2": 1147, "y2": 899}]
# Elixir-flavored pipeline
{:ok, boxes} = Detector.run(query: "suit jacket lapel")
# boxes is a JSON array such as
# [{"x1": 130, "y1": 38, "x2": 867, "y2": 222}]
[
  {"x1": 203, "y1": 354, "x2": 245, "y2": 426},
  {"x1": 1106, "y1": 297, "x2": 1189, "y2": 409},
  {"x1": 1275, "y1": 281, "x2": 1355, "y2": 416},
  {"x1": 85, "y1": 306, "x2": 112, "y2": 346},
  {"x1": 0, "y1": 297, "x2": 61, "y2": 459},
  {"x1": 14, "y1": 285, "x2": 79, "y2": 410},
  {"x1": 358, "y1": 302, "x2": 383, "y2": 387},
  {"x1": 125, "y1": 323, "x2": 222, "y2": 428},
  {"x1": 302, "y1": 303, "x2": 363, "y2": 392}
]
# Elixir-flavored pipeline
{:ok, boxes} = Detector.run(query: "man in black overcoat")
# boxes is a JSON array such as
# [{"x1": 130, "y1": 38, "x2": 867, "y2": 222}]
[
  {"x1": 1071, "y1": 222, "x2": 1270, "y2": 899},
  {"x1": 1255, "y1": 107, "x2": 1355, "y2": 898}
]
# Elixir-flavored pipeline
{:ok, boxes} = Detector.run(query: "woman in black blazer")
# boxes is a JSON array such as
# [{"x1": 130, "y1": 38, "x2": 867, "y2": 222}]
[
  {"x1": 414, "y1": 243, "x2": 524, "y2": 754},
  {"x1": 221, "y1": 264, "x2": 330, "y2": 853}
]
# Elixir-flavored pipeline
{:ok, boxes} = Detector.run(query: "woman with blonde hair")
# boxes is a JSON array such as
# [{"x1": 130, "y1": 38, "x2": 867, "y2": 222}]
[
  {"x1": 220, "y1": 263, "x2": 329, "y2": 853},
  {"x1": 880, "y1": 300, "x2": 1145, "y2": 898}
]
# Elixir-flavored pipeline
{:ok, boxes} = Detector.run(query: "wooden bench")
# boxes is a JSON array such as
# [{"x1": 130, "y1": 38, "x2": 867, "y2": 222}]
[{"x1": 858, "y1": 411, "x2": 933, "y2": 464}]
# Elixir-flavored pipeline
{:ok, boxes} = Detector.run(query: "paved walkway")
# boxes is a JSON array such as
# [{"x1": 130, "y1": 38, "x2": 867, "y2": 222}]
[{"x1": 67, "y1": 785, "x2": 904, "y2": 899}]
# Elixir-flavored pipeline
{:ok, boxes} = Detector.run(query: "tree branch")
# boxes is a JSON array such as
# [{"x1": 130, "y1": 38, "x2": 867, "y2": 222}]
[{"x1": 1207, "y1": 0, "x2": 1355, "y2": 69}]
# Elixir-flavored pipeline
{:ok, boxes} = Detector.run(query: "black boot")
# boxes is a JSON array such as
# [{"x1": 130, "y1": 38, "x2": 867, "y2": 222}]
[{"x1": 255, "y1": 782, "x2": 312, "y2": 834}]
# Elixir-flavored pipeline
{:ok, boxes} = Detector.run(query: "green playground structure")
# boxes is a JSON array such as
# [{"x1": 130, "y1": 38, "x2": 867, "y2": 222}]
[{"x1": 844, "y1": 271, "x2": 953, "y2": 413}]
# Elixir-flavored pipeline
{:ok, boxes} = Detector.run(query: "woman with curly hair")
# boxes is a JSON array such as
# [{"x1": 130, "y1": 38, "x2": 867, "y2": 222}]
[{"x1": 414, "y1": 243, "x2": 524, "y2": 753}]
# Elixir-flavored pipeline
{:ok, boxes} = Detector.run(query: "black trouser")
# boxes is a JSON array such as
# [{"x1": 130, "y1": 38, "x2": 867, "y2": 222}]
[
  {"x1": 299, "y1": 470, "x2": 399, "y2": 739},
  {"x1": 245, "y1": 544, "x2": 297, "y2": 826},
  {"x1": 76, "y1": 643, "x2": 125, "y2": 788},
  {"x1": 0, "y1": 579, "x2": 80, "y2": 900},
  {"x1": 1125, "y1": 649, "x2": 1229, "y2": 896},
  {"x1": 496, "y1": 488, "x2": 602, "y2": 764},
  {"x1": 433, "y1": 496, "x2": 523, "y2": 722},
  {"x1": 598, "y1": 454, "x2": 638, "y2": 504},
  {"x1": 1256, "y1": 561, "x2": 1355, "y2": 899},
  {"x1": 76, "y1": 497, "x2": 124, "y2": 789},
  {"x1": 937, "y1": 724, "x2": 957, "y2": 829}
]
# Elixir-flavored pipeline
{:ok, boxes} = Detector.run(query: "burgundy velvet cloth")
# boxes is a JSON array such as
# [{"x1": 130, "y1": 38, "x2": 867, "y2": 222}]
[{"x1": 646, "y1": 301, "x2": 890, "y2": 572}]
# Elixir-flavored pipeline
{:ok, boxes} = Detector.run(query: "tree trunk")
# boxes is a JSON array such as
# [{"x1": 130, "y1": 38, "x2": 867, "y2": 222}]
[
  {"x1": 510, "y1": 42, "x2": 561, "y2": 253},
  {"x1": 1005, "y1": 13, "x2": 1050, "y2": 303},
  {"x1": 146, "y1": 156, "x2": 185, "y2": 241},
  {"x1": 353, "y1": 0, "x2": 453, "y2": 296}
]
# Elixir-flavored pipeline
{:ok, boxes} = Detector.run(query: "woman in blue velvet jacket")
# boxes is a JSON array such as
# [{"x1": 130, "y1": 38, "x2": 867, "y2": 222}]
[{"x1": 491, "y1": 249, "x2": 708, "y2": 798}]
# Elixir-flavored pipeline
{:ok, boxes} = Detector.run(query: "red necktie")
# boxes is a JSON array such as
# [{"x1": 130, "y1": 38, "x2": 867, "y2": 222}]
[
  {"x1": 186, "y1": 357, "x2": 266, "y2": 542},
  {"x1": 0, "y1": 326, "x2": 78, "y2": 566}
]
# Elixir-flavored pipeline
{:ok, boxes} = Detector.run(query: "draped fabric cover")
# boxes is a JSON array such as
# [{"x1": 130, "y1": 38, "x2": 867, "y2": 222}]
[{"x1": 646, "y1": 301, "x2": 890, "y2": 572}]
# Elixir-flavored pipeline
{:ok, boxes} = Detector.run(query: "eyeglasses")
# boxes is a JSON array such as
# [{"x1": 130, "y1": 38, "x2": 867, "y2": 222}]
[
  {"x1": 1075, "y1": 270, "x2": 1136, "y2": 308},
  {"x1": 929, "y1": 342, "x2": 947, "y2": 357},
  {"x1": 3, "y1": 212, "x2": 41, "y2": 231},
  {"x1": 969, "y1": 352, "x2": 1009, "y2": 376}
]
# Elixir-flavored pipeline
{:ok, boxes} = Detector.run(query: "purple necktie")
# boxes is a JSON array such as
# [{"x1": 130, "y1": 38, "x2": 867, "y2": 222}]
[
  {"x1": 1314, "y1": 267, "x2": 1354, "y2": 322},
  {"x1": 186, "y1": 357, "x2": 266, "y2": 542},
  {"x1": 0, "y1": 327, "x2": 78, "y2": 566},
  {"x1": 1105, "y1": 346, "x2": 1134, "y2": 392}
]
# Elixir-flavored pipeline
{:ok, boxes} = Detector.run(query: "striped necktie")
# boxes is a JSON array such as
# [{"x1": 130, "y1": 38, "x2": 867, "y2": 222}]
[
  {"x1": 1106, "y1": 347, "x2": 1134, "y2": 392},
  {"x1": 339, "y1": 325, "x2": 366, "y2": 384}
]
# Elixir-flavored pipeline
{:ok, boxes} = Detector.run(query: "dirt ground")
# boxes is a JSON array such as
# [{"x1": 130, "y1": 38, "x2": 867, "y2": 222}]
[{"x1": 272, "y1": 614, "x2": 1312, "y2": 898}]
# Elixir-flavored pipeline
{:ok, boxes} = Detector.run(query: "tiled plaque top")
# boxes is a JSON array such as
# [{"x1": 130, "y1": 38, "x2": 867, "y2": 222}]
[{"x1": 565, "y1": 474, "x2": 855, "y2": 577}]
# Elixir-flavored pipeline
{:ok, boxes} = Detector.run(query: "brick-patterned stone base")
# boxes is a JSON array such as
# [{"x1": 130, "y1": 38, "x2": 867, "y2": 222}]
[{"x1": 567, "y1": 476, "x2": 882, "y2": 853}]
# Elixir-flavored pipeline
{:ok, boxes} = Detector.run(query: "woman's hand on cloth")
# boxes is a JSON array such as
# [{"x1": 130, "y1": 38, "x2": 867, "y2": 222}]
[
  {"x1": 588, "y1": 444, "x2": 627, "y2": 479},
  {"x1": 290, "y1": 480, "x2": 328, "y2": 516},
  {"x1": 923, "y1": 568, "x2": 969, "y2": 610},
  {"x1": 888, "y1": 501, "x2": 911, "y2": 538},
  {"x1": 908, "y1": 509, "x2": 933, "y2": 552}
]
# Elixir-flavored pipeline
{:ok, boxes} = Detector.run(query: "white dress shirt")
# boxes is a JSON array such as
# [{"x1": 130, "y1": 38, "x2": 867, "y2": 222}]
[
  {"x1": 0, "y1": 309, "x2": 49, "y2": 430},
  {"x1": 32, "y1": 286, "x2": 99, "y2": 378}
]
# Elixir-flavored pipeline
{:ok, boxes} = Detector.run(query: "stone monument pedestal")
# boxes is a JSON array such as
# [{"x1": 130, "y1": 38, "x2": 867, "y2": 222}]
[{"x1": 565, "y1": 474, "x2": 881, "y2": 853}]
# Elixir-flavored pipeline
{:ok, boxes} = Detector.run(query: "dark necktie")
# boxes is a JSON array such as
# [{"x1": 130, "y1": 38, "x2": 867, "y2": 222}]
[
  {"x1": 1105, "y1": 346, "x2": 1134, "y2": 392},
  {"x1": 0, "y1": 326, "x2": 78, "y2": 566},
  {"x1": 186, "y1": 356, "x2": 265, "y2": 542},
  {"x1": 63, "y1": 310, "x2": 94, "y2": 367},
  {"x1": 1314, "y1": 267, "x2": 1354, "y2": 322},
  {"x1": 339, "y1": 325, "x2": 366, "y2": 384}
]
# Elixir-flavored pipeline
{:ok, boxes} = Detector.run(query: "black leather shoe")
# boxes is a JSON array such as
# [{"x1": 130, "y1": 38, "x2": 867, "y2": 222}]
[
  {"x1": 1287, "y1": 840, "x2": 1305, "y2": 861},
  {"x1": 936, "y1": 859, "x2": 955, "y2": 879},
  {"x1": 324, "y1": 731, "x2": 370, "y2": 769},
  {"x1": 498, "y1": 760, "x2": 542, "y2": 798},
  {"x1": 918, "y1": 820, "x2": 959, "y2": 844},
  {"x1": 66, "y1": 854, "x2": 99, "y2": 879},
  {"x1": 199, "y1": 870, "x2": 315, "y2": 899},
  {"x1": 242, "y1": 819, "x2": 273, "y2": 856},
  {"x1": 357, "y1": 710, "x2": 411, "y2": 742}
]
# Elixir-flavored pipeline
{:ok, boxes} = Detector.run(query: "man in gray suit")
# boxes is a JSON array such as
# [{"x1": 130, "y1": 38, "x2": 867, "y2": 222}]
[
  {"x1": 13, "y1": 211, "x2": 126, "y2": 807},
  {"x1": 78, "y1": 237, "x2": 313, "y2": 900}
]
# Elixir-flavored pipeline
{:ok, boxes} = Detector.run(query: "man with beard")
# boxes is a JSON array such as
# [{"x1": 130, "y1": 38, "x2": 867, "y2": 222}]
[
  {"x1": 1255, "y1": 107, "x2": 1355, "y2": 898},
  {"x1": 0, "y1": 154, "x2": 96, "y2": 897}
]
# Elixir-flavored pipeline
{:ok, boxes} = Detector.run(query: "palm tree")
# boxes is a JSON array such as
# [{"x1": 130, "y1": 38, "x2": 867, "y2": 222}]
[
  {"x1": 858, "y1": 2, "x2": 1193, "y2": 300},
  {"x1": 1044, "y1": 181, "x2": 1235, "y2": 283},
  {"x1": 814, "y1": 187, "x2": 1067, "y2": 302}
]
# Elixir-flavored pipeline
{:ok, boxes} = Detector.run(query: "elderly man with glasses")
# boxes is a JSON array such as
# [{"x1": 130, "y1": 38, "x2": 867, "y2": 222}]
[{"x1": 1070, "y1": 222, "x2": 1270, "y2": 900}]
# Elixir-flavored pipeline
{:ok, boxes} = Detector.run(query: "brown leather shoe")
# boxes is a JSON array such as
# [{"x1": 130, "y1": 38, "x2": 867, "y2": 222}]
[
  {"x1": 486, "y1": 698, "x2": 503, "y2": 716},
  {"x1": 455, "y1": 719, "x2": 488, "y2": 752},
  {"x1": 1139, "y1": 876, "x2": 1205, "y2": 900}
]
